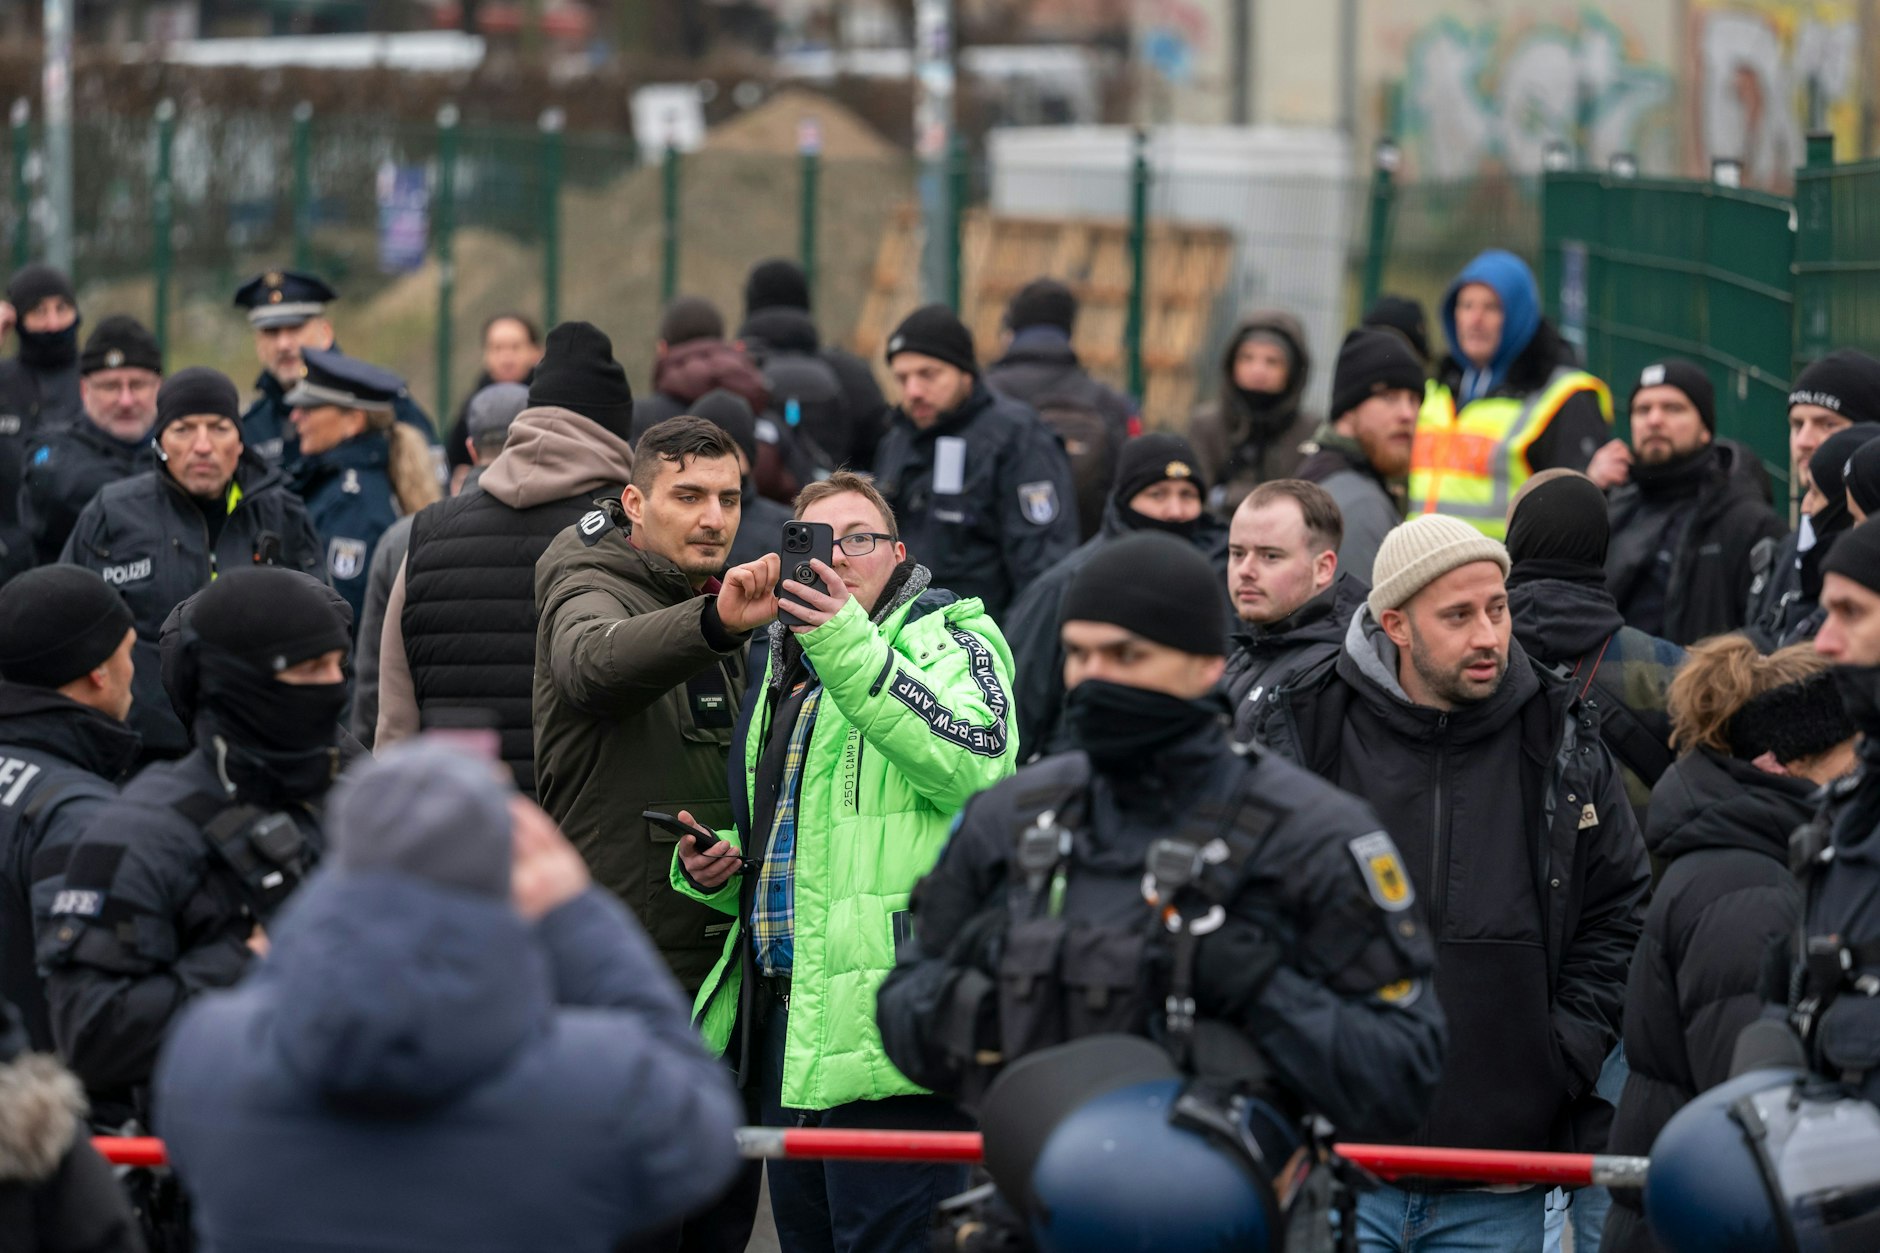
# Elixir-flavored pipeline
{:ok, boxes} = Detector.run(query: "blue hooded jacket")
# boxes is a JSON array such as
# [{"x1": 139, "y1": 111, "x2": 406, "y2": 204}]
[
  {"x1": 1443, "y1": 249, "x2": 1542, "y2": 404},
  {"x1": 154, "y1": 871, "x2": 743, "y2": 1253}
]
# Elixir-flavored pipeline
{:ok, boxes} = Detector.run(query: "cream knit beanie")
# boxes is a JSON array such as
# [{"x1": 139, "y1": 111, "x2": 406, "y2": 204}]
[{"x1": 1368, "y1": 515, "x2": 1511, "y2": 618}]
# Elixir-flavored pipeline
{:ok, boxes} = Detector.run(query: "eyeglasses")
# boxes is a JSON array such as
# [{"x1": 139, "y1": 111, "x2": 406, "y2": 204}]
[{"x1": 836, "y1": 532, "x2": 897, "y2": 557}]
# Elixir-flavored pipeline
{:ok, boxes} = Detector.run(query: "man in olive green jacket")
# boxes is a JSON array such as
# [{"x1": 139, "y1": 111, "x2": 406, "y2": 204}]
[
  {"x1": 534, "y1": 417, "x2": 781, "y2": 999},
  {"x1": 673, "y1": 471, "x2": 1017, "y2": 1253}
]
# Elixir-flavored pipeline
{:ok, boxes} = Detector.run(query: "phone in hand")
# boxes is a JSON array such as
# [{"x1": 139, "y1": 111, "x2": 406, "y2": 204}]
[
  {"x1": 776, "y1": 520, "x2": 836, "y2": 628},
  {"x1": 642, "y1": 810, "x2": 749, "y2": 872}
]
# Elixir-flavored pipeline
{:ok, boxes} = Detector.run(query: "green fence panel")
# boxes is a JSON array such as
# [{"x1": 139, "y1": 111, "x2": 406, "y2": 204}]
[
  {"x1": 1795, "y1": 154, "x2": 1880, "y2": 367},
  {"x1": 1541, "y1": 171, "x2": 1794, "y2": 487}
]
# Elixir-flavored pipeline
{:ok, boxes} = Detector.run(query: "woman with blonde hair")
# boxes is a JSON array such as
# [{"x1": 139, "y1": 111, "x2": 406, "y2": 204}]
[
  {"x1": 285, "y1": 347, "x2": 442, "y2": 631},
  {"x1": 1603, "y1": 636, "x2": 1856, "y2": 1253}
]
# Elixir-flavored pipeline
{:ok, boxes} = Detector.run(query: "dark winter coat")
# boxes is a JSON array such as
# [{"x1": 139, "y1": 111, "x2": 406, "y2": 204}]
[
  {"x1": 1602, "y1": 749, "x2": 1810, "y2": 1253},
  {"x1": 533, "y1": 498, "x2": 753, "y2": 993},
  {"x1": 1434, "y1": 318, "x2": 1610, "y2": 474},
  {"x1": 738, "y1": 309, "x2": 890, "y2": 471},
  {"x1": 36, "y1": 746, "x2": 329, "y2": 1117},
  {"x1": 877, "y1": 720, "x2": 1446, "y2": 1139},
  {"x1": 290, "y1": 432, "x2": 403, "y2": 629},
  {"x1": 0, "y1": 688, "x2": 141, "y2": 1053},
  {"x1": 1744, "y1": 531, "x2": 1815, "y2": 652},
  {"x1": 18, "y1": 419, "x2": 152, "y2": 567},
  {"x1": 872, "y1": 381, "x2": 1079, "y2": 622},
  {"x1": 986, "y1": 332, "x2": 1136, "y2": 449},
  {"x1": 1797, "y1": 736, "x2": 1880, "y2": 1107},
  {"x1": 0, "y1": 999, "x2": 142, "y2": 1253},
  {"x1": 1187, "y1": 311, "x2": 1317, "y2": 519},
  {"x1": 1224, "y1": 573, "x2": 1368, "y2": 743},
  {"x1": 0, "y1": 354, "x2": 81, "y2": 584},
  {"x1": 635, "y1": 338, "x2": 773, "y2": 430},
  {"x1": 1509, "y1": 572, "x2": 1683, "y2": 832},
  {"x1": 59, "y1": 456, "x2": 323, "y2": 760},
  {"x1": 153, "y1": 873, "x2": 742, "y2": 1253},
  {"x1": 1295, "y1": 424, "x2": 1404, "y2": 582},
  {"x1": 1002, "y1": 499, "x2": 1231, "y2": 759},
  {"x1": 1254, "y1": 613, "x2": 1650, "y2": 1155},
  {"x1": 1605, "y1": 441, "x2": 1786, "y2": 646}
]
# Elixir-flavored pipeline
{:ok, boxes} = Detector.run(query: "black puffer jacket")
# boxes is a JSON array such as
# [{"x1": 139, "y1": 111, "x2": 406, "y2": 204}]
[
  {"x1": 1602, "y1": 749, "x2": 1809, "y2": 1253},
  {"x1": 1225, "y1": 573, "x2": 1367, "y2": 743},
  {"x1": 1604, "y1": 441, "x2": 1785, "y2": 646}
]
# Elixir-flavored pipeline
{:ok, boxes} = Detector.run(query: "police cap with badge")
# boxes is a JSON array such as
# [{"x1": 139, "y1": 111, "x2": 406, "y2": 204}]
[
  {"x1": 233, "y1": 269, "x2": 336, "y2": 330},
  {"x1": 284, "y1": 347, "x2": 404, "y2": 414}
]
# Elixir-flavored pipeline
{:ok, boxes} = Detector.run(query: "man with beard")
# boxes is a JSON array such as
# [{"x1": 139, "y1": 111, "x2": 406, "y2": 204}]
[
  {"x1": 1187, "y1": 310, "x2": 1317, "y2": 519},
  {"x1": 1594, "y1": 360, "x2": 1784, "y2": 645},
  {"x1": 36, "y1": 567, "x2": 349, "y2": 1122},
  {"x1": 871, "y1": 305, "x2": 1078, "y2": 621},
  {"x1": 878, "y1": 532, "x2": 1444, "y2": 1147},
  {"x1": 0, "y1": 264, "x2": 83, "y2": 583},
  {"x1": 1297, "y1": 327, "x2": 1425, "y2": 577},
  {"x1": 1251, "y1": 514, "x2": 1648, "y2": 1253},
  {"x1": 1221, "y1": 479, "x2": 1368, "y2": 739},
  {"x1": 20, "y1": 316, "x2": 162, "y2": 564},
  {"x1": 1507, "y1": 471, "x2": 1683, "y2": 830},
  {"x1": 1003, "y1": 433, "x2": 1228, "y2": 759},
  {"x1": 1746, "y1": 350, "x2": 1880, "y2": 646}
]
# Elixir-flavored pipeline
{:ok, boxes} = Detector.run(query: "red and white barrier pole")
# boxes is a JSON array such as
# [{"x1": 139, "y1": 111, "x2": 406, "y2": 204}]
[{"x1": 96, "y1": 1130, "x2": 1651, "y2": 1191}]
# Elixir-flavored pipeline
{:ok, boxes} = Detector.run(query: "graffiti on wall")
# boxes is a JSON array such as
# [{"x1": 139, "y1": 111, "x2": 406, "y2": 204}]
[
  {"x1": 1405, "y1": 11, "x2": 1674, "y2": 180},
  {"x1": 1692, "y1": 0, "x2": 1858, "y2": 189}
]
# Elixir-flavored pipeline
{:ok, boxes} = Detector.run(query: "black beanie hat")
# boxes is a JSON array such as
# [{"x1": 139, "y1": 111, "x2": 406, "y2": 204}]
[
  {"x1": 6, "y1": 263, "x2": 75, "y2": 315},
  {"x1": 191, "y1": 567, "x2": 352, "y2": 676},
  {"x1": 1331, "y1": 328, "x2": 1427, "y2": 420},
  {"x1": 1006, "y1": 279, "x2": 1077, "y2": 335},
  {"x1": 79, "y1": 315, "x2": 162, "y2": 377},
  {"x1": 1846, "y1": 438, "x2": 1880, "y2": 517},
  {"x1": 886, "y1": 304, "x2": 977, "y2": 376},
  {"x1": 1822, "y1": 516, "x2": 1880, "y2": 594},
  {"x1": 1810, "y1": 425, "x2": 1880, "y2": 514},
  {"x1": 1791, "y1": 349, "x2": 1880, "y2": 425},
  {"x1": 1361, "y1": 294, "x2": 1431, "y2": 363},
  {"x1": 0, "y1": 566, "x2": 133, "y2": 689},
  {"x1": 1060, "y1": 531, "x2": 1227, "y2": 656},
  {"x1": 1112, "y1": 432, "x2": 1204, "y2": 507},
  {"x1": 745, "y1": 258, "x2": 811, "y2": 315},
  {"x1": 691, "y1": 388, "x2": 759, "y2": 468},
  {"x1": 1631, "y1": 359, "x2": 1716, "y2": 433},
  {"x1": 659, "y1": 296, "x2": 724, "y2": 347},
  {"x1": 528, "y1": 321, "x2": 635, "y2": 441},
  {"x1": 1506, "y1": 472, "x2": 1610, "y2": 570},
  {"x1": 154, "y1": 367, "x2": 241, "y2": 442},
  {"x1": 1729, "y1": 671, "x2": 1855, "y2": 765}
]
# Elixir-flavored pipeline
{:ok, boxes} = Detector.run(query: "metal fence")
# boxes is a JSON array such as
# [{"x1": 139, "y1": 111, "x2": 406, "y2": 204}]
[{"x1": 5, "y1": 101, "x2": 1547, "y2": 430}]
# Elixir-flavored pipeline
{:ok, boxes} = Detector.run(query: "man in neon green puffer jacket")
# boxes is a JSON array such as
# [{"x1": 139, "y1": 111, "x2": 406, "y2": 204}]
[{"x1": 669, "y1": 471, "x2": 1017, "y2": 1253}]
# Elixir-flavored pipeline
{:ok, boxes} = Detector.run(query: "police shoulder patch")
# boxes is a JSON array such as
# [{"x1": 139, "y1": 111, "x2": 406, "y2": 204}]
[
  {"x1": 1017, "y1": 480, "x2": 1060, "y2": 526},
  {"x1": 1374, "y1": 977, "x2": 1424, "y2": 1008},
  {"x1": 1348, "y1": 830, "x2": 1414, "y2": 912},
  {"x1": 327, "y1": 537, "x2": 368, "y2": 581}
]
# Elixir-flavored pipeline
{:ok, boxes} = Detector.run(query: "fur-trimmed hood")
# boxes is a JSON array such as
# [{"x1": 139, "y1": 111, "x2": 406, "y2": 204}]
[{"x1": 0, "y1": 1052, "x2": 85, "y2": 1184}]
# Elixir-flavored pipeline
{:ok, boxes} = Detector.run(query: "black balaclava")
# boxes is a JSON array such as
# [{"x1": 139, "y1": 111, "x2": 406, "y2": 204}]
[
  {"x1": 1059, "y1": 533, "x2": 1228, "y2": 772},
  {"x1": 1801, "y1": 426, "x2": 1880, "y2": 602},
  {"x1": 1111, "y1": 433, "x2": 1208, "y2": 540},
  {"x1": 8, "y1": 263, "x2": 80, "y2": 371},
  {"x1": 1505, "y1": 473, "x2": 1610, "y2": 588},
  {"x1": 1821, "y1": 518, "x2": 1880, "y2": 736},
  {"x1": 186, "y1": 568, "x2": 352, "y2": 803}
]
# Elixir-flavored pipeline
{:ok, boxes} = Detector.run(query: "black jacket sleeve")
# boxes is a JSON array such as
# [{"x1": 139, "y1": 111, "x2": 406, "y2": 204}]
[
  {"x1": 995, "y1": 423, "x2": 1081, "y2": 602},
  {"x1": 1001, "y1": 566, "x2": 1072, "y2": 762}
]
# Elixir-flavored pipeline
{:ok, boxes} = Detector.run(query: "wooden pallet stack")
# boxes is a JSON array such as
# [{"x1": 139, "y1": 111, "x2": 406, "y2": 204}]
[{"x1": 849, "y1": 205, "x2": 1236, "y2": 430}]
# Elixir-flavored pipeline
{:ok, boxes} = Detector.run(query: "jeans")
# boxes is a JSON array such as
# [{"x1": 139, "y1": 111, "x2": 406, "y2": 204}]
[
  {"x1": 1356, "y1": 1184, "x2": 1547, "y2": 1253},
  {"x1": 1542, "y1": 1045, "x2": 1631, "y2": 1253},
  {"x1": 757, "y1": 988, "x2": 972, "y2": 1253}
]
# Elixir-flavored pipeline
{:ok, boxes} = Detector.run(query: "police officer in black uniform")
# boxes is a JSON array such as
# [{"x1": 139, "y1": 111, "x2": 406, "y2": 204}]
[
  {"x1": 19, "y1": 315, "x2": 162, "y2": 563},
  {"x1": 871, "y1": 304, "x2": 1080, "y2": 621},
  {"x1": 877, "y1": 532, "x2": 1446, "y2": 1141},
  {"x1": 60, "y1": 367, "x2": 322, "y2": 762},
  {"x1": 1789, "y1": 518, "x2": 1880, "y2": 1107},
  {"x1": 0, "y1": 567, "x2": 139, "y2": 1052},
  {"x1": 0, "y1": 264, "x2": 84, "y2": 584},
  {"x1": 285, "y1": 346, "x2": 440, "y2": 627},
  {"x1": 36, "y1": 566, "x2": 349, "y2": 1121},
  {"x1": 233, "y1": 268, "x2": 437, "y2": 474}
]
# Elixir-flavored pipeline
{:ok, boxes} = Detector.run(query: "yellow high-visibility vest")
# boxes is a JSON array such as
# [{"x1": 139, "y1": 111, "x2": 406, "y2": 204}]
[{"x1": 1407, "y1": 369, "x2": 1612, "y2": 540}]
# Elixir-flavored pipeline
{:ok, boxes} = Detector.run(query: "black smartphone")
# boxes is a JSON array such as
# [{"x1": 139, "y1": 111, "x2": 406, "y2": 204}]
[
  {"x1": 643, "y1": 810, "x2": 750, "y2": 875},
  {"x1": 776, "y1": 520, "x2": 836, "y2": 628}
]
